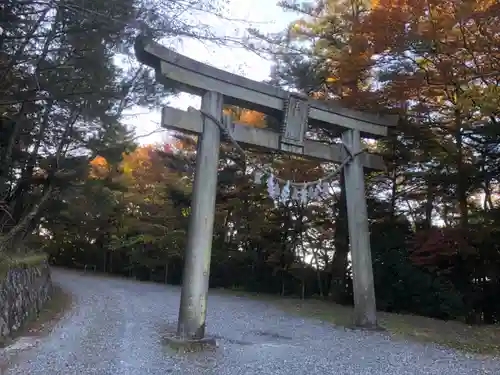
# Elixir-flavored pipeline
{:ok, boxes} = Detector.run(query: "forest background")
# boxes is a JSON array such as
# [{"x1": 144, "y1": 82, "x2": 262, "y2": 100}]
[{"x1": 1, "y1": 0, "x2": 499, "y2": 326}]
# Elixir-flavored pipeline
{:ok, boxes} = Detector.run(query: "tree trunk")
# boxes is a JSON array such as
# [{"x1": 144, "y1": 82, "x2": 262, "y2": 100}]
[
  {"x1": 311, "y1": 248, "x2": 324, "y2": 298},
  {"x1": 389, "y1": 139, "x2": 398, "y2": 219},
  {"x1": 455, "y1": 108, "x2": 468, "y2": 229},
  {"x1": 483, "y1": 179, "x2": 493, "y2": 211},
  {"x1": 329, "y1": 171, "x2": 349, "y2": 302},
  {"x1": 423, "y1": 176, "x2": 434, "y2": 230},
  {"x1": 281, "y1": 272, "x2": 285, "y2": 296},
  {"x1": 0, "y1": 186, "x2": 53, "y2": 253},
  {"x1": 103, "y1": 250, "x2": 107, "y2": 273}
]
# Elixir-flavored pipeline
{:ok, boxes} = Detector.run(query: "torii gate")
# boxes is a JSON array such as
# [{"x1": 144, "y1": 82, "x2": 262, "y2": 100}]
[{"x1": 135, "y1": 37, "x2": 397, "y2": 343}]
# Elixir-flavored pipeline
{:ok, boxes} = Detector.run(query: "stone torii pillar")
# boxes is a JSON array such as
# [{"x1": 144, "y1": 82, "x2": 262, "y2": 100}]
[{"x1": 135, "y1": 37, "x2": 398, "y2": 342}]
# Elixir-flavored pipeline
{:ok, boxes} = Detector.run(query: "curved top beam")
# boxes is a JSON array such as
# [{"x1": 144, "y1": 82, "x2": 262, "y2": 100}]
[{"x1": 135, "y1": 36, "x2": 399, "y2": 138}]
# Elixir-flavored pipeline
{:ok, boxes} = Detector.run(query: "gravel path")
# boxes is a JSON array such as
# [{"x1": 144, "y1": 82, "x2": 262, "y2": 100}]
[{"x1": 1, "y1": 268, "x2": 499, "y2": 375}]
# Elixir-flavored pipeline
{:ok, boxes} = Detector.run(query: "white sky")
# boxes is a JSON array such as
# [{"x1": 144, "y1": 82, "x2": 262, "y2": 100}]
[{"x1": 125, "y1": 0, "x2": 300, "y2": 145}]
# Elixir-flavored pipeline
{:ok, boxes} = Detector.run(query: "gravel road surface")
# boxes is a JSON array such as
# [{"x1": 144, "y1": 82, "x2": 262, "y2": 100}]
[{"x1": 1, "y1": 268, "x2": 499, "y2": 375}]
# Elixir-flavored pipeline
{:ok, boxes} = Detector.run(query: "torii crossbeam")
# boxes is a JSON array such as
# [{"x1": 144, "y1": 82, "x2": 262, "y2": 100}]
[{"x1": 135, "y1": 37, "x2": 398, "y2": 342}]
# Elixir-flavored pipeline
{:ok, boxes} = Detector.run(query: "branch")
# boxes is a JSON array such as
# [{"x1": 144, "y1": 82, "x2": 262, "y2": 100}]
[{"x1": 0, "y1": 187, "x2": 54, "y2": 254}]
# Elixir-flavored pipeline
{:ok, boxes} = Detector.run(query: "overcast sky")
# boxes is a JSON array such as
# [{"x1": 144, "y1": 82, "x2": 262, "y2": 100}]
[{"x1": 125, "y1": 0, "x2": 300, "y2": 145}]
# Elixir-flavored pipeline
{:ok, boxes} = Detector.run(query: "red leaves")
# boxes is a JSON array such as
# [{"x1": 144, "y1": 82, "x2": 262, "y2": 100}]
[
  {"x1": 163, "y1": 144, "x2": 173, "y2": 154},
  {"x1": 409, "y1": 227, "x2": 476, "y2": 274}
]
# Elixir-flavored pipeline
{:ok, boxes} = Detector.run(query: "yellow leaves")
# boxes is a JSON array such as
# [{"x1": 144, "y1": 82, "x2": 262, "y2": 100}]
[
  {"x1": 122, "y1": 164, "x2": 133, "y2": 175},
  {"x1": 360, "y1": 0, "x2": 499, "y2": 111},
  {"x1": 289, "y1": 19, "x2": 310, "y2": 36},
  {"x1": 120, "y1": 145, "x2": 155, "y2": 179},
  {"x1": 480, "y1": 85, "x2": 500, "y2": 116},
  {"x1": 326, "y1": 77, "x2": 338, "y2": 83},
  {"x1": 140, "y1": 234, "x2": 156, "y2": 244},
  {"x1": 464, "y1": 0, "x2": 497, "y2": 13},
  {"x1": 416, "y1": 57, "x2": 433, "y2": 71},
  {"x1": 457, "y1": 84, "x2": 500, "y2": 116},
  {"x1": 181, "y1": 207, "x2": 191, "y2": 217},
  {"x1": 291, "y1": 23, "x2": 302, "y2": 33},
  {"x1": 370, "y1": 0, "x2": 414, "y2": 12}
]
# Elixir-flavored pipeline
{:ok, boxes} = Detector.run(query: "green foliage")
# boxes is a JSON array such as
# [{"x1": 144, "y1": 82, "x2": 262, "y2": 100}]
[
  {"x1": 367, "y1": 203, "x2": 467, "y2": 320},
  {"x1": 0, "y1": 253, "x2": 48, "y2": 280},
  {"x1": 0, "y1": 0, "x2": 227, "y2": 253},
  {"x1": 256, "y1": 0, "x2": 500, "y2": 324}
]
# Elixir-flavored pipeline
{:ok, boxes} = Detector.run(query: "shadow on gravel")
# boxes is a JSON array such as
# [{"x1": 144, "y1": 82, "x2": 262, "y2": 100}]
[{"x1": 251, "y1": 330, "x2": 293, "y2": 341}]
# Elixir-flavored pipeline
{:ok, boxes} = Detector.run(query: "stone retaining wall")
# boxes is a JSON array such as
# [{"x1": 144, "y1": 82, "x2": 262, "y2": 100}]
[{"x1": 0, "y1": 258, "x2": 52, "y2": 339}]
